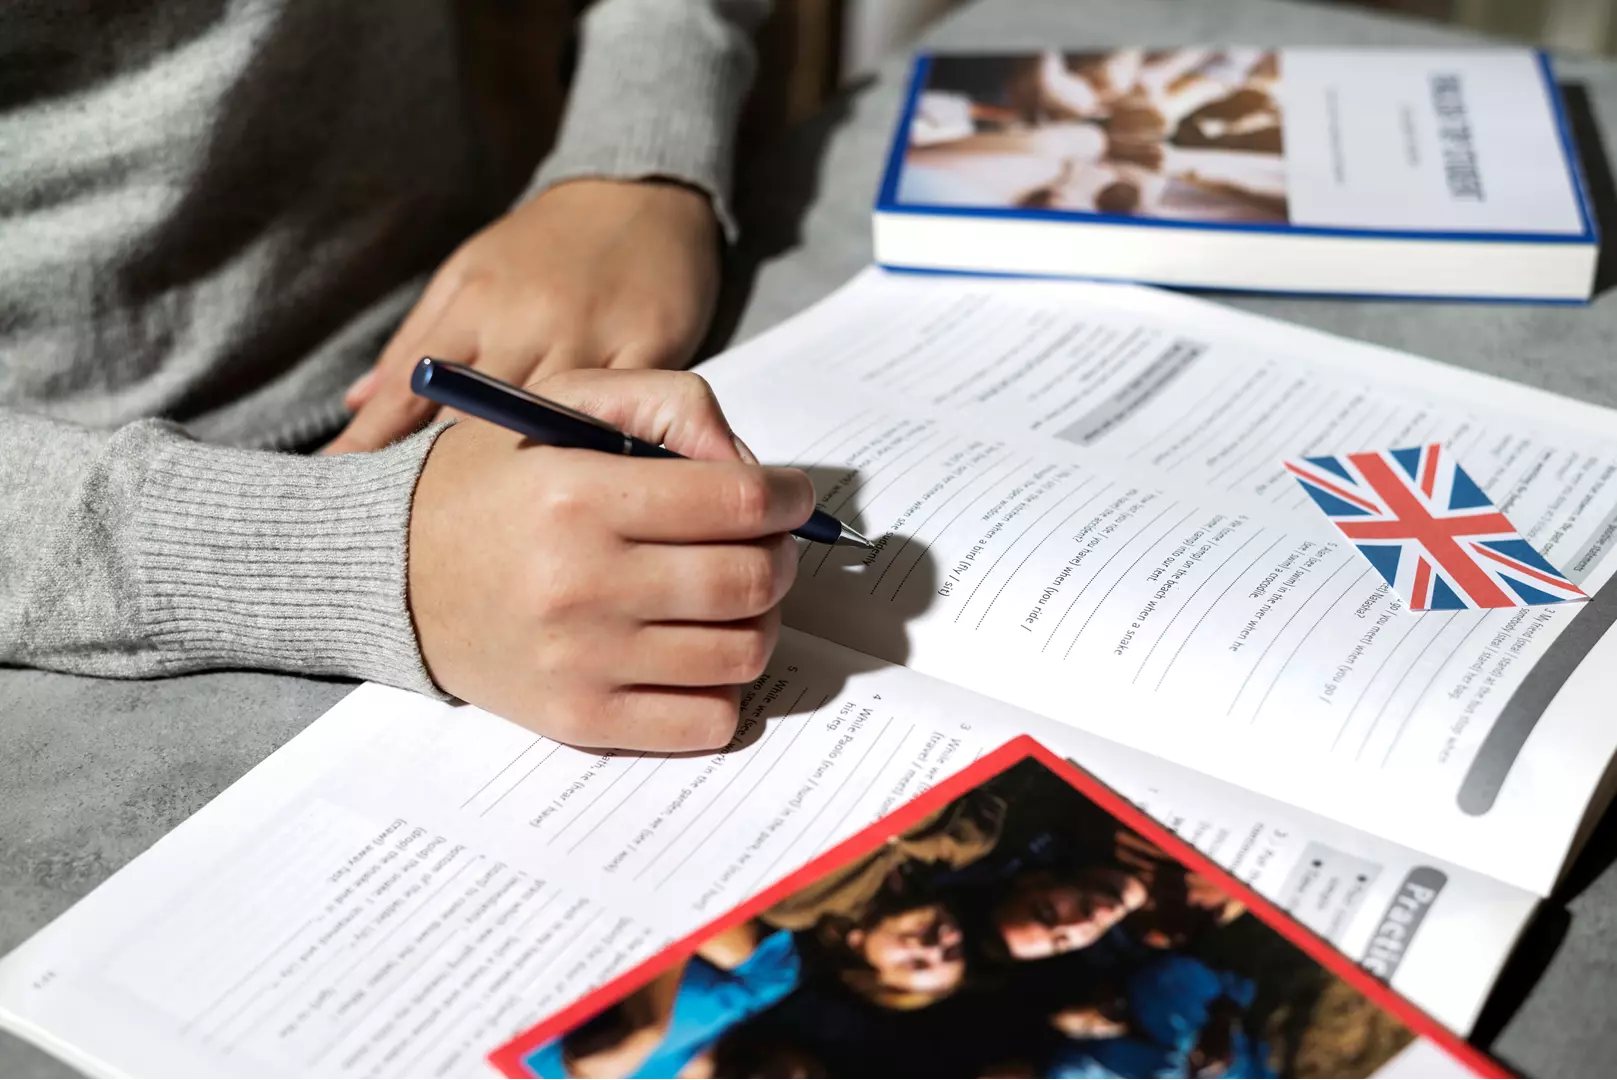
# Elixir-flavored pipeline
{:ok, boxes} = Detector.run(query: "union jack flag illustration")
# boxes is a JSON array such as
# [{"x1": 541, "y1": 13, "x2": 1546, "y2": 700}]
[{"x1": 1284, "y1": 443, "x2": 1587, "y2": 611}]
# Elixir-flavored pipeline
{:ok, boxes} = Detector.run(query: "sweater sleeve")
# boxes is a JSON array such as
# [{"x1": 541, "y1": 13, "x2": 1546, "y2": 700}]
[
  {"x1": 0, "y1": 410, "x2": 447, "y2": 695},
  {"x1": 524, "y1": 0, "x2": 772, "y2": 239}
]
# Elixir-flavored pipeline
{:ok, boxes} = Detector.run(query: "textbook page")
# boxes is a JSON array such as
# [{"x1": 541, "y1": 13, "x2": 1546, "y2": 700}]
[
  {"x1": 0, "y1": 633, "x2": 1524, "y2": 1078},
  {"x1": 700, "y1": 269, "x2": 1617, "y2": 894}
]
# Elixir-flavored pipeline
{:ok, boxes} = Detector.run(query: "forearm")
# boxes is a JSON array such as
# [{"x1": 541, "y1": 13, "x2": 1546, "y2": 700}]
[
  {"x1": 528, "y1": 0, "x2": 772, "y2": 238},
  {"x1": 0, "y1": 410, "x2": 445, "y2": 693}
]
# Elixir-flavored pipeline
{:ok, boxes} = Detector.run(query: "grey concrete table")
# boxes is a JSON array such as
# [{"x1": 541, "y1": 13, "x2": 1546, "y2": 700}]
[{"x1": 4, "y1": 0, "x2": 1616, "y2": 1075}]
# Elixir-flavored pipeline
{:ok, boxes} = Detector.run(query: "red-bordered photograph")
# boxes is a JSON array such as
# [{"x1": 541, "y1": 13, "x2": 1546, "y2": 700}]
[{"x1": 489, "y1": 737, "x2": 1506, "y2": 1079}]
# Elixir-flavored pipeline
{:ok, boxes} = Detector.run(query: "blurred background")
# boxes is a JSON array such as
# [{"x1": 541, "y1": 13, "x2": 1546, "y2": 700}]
[{"x1": 754, "y1": 0, "x2": 1617, "y2": 137}]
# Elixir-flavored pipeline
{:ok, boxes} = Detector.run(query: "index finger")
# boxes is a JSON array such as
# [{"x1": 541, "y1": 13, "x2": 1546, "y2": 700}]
[
  {"x1": 558, "y1": 452, "x2": 817, "y2": 543},
  {"x1": 531, "y1": 368, "x2": 748, "y2": 464}
]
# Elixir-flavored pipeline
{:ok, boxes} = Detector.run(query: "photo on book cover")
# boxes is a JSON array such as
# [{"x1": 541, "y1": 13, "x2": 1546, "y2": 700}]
[
  {"x1": 490, "y1": 738, "x2": 1502, "y2": 1079},
  {"x1": 900, "y1": 49, "x2": 1289, "y2": 224}
]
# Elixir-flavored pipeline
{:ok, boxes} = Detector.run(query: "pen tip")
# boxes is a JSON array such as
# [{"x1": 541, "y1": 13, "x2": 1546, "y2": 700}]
[{"x1": 837, "y1": 523, "x2": 874, "y2": 548}]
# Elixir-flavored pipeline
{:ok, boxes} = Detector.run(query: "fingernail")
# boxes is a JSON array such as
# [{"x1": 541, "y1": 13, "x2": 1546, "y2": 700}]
[
  {"x1": 344, "y1": 370, "x2": 378, "y2": 405},
  {"x1": 731, "y1": 433, "x2": 759, "y2": 465}
]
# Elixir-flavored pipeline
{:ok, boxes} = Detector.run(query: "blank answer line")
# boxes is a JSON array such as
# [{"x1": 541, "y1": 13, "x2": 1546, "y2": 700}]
[
  {"x1": 810, "y1": 723, "x2": 916, "y2": 862},
  {"x1": 631, "y1": 687, "x2": 810, "y2": 882},
  {"x1": 1355, "y1": 616, "x2": 1453, "y2": 762},
  {"x1": 867, "y1": 448, "x2": 1020, "y2": 595},
  {"x1": 882, "y1": 453, "x2": 1032, "y2": 602},
  {"x1": 1380, "y1": 617, "x2": 1480, "y2": 768},
  {"x1": 819, "y1": 421, "x2": 939, "y2": 519},
  {"x1": 1203, "y1": 381, "x2": 1312, "y2": 487},
  {"x1": 1039, "y1": 495, "x2": 1172, "y2": 654},
  {"x1": 1216, "y1": 384, "x2": 1331, "y2": 491},
  {"x1": 1230, "y1": 392, "x2": 1340, "y2": 493},
  {"x1": 566, "y1": 757, "x2": 671, "y2": 855},
  {"x1": 1225, "y1": 556, "x2": 1360, "y2": 719},
  {"x1": 1126, "y1": 398, "x2": 1207, "y2": 463},
  {"x1": 811, "y1": 427, "x2": 951, "y2": 577},
  {"x1": 548, "y1": 753, "x2": 647, "y2": 845},
  {"x1": 976, "y1": 480, "x2": 1113, "y2": 631},
  {"x1": 1335, "y1": 398, "x2": 1389, "y2": 448},
  {"x1": 743, "y1": 719, "x2": 902, "y2": 895},
  {"x1": 1329, "y1": 613, "x2": 1421, "y2": 752},
  {"x1": 1159, "y1": 379, "x2": 1272, "y2": 472},
  {"x1": 1271, "y1": 406, "x2": 1407, "y2": 510},
  {"x1": 785, "y1": 408, "x2": 877, "y2": 470},
  {"x1": 954, "y1": 475, "x2": 1100, "y2": 624},
  {"x1": 1247, "y1": 568, "x2": 1372, "y2": 725},
  {"x1": 838, "y1": 430, "x2": 961, "y2": 520},
  {"x1": 1064, "y1": 506, "x2": 1196, "y2": 662},
  {"x1": 459, "y1": 737, "x2": 542, "y2": 809},
  {"x1": 1153, "y1": 535, "x2": 1286, "y2": 692},
  {"x1": 480, "y1": 744, "x2": 564, "y2": 816},
  {"x1": 1133, "y1": 526, "x2": 1266, "y2": 684},
  {"x1": 1129, "y1": 363, "x2": 1254, "y2": 464},
  {"x1": 655, "y1": 694, "x2": 829, "y2": 890}
]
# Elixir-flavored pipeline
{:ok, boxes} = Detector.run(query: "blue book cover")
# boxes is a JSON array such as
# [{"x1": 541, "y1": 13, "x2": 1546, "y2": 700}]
[{"x1": 874, "y1": 49, "x2": 1598, "y2": 302}]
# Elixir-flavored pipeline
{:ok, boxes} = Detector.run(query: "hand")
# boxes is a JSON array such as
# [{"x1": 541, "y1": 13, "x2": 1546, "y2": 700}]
[
  {"x1": 407, "y1": 368, "x2": 814, "y2": 752},
  {"x1": 326, "y1": 178, "x2": 720, "y2": 454}
]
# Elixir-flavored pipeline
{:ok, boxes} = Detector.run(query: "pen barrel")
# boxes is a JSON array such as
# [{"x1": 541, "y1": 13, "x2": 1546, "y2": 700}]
[
  {"x1": 794, "y1": 508, "x2": 844, "y2": 545},
  {"x1": 624, "y1": 439, "x2": 681, "y2": 459},
  {"x1": 412, "y1": 359, "x2": 626, "y2": 454}
]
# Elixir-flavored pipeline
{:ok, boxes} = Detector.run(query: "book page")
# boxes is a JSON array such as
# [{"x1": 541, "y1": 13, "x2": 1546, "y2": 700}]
[
  {"x1": 701, "y1": 269, "x2": 1617, "y2": 893},
  {"x1": 0, "y1": 633, "x2": 1522, "y2": 1076}
]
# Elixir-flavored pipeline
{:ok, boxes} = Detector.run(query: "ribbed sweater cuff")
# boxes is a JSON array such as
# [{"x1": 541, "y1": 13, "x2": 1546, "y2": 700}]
[
  {"x1": 524, "y1": 0, "x2": 759, "y2": 240},
  {"x1": 132, "y1": 425, "x2": 450, "y2": 696}
]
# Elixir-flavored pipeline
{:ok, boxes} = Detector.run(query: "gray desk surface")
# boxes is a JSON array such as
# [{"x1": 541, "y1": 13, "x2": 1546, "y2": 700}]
[{"x1": 4, "y1": 0, "x2": 1616, "y2": 1075}]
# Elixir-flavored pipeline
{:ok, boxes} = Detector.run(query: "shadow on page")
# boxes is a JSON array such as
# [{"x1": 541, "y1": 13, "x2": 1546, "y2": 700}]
[{"x1": 489, "y1": 739, "x2": 1505, "y2": 1079}]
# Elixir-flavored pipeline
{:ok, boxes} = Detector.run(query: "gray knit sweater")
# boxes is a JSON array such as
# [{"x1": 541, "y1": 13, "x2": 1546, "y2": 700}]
[{"x1": 0, "y1": 0, "x2": 767, "y2": 694}]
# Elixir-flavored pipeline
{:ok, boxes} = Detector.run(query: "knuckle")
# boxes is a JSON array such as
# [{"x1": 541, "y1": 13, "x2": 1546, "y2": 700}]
[
  {"x1": 538, "y1": 472, "x2": 592, "y2": 527},
  {"x1": 671, "y1": 370, "x2": 719, "y2": 411},
  {"x1": 786, "y1": 470, "x2": 817, "y2": 518},
  {"x1": 537, "y1": 695, "x2": 593, "y2": 745},
  {"x1": 671, "y1": 369, "x2": 713, "y2": 399},
  {"x1": 725, "y1": 472, "x2": 774, "y2": 531},
  {"x1": 726, "y1": 549, "x2": 777, "y2": 614},
  {"x1": 528, "y1": 562, "x2": 591, "y2": 624},
  {"x1": 690, "y1": 698, "x2": 740, "y2": 751},
  {"x1": 452, "y1": 269, "x2": 494, "y2": 305},
  {"x1": 773, "y1": 534, "x2": 800, "y2": 590},
  {"x1": 724, "y1": 627, "x2": 773, "y2": 683}
]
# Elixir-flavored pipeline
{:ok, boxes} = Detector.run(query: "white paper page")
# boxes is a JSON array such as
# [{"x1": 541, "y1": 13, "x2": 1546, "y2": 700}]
[
  {"x1": 700, "y1": 269, "x2": 1617, "y2": 893},
  {"x1": 0, "y1": 633, "x2": 1522, "y2": 1076}
]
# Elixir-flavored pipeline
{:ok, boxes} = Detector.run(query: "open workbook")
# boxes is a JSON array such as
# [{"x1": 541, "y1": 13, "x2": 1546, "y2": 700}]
[{"x1": 6, "y1": 269, "x2": 1617, "y2": 1077}]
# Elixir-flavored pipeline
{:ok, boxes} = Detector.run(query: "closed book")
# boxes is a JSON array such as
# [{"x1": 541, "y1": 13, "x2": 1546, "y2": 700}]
[{"x1": 874, "y1": 48, "x2": 1598, "y2": 302}]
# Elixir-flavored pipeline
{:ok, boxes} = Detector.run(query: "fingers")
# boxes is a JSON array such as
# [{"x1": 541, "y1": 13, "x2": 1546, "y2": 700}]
[
  {"x1": 539, "y1": 685, "x2": 745, "y2": 753},
  {"x1": 346, "y1": 268, "x2": 462, "y2": 411},
  {"x1": 628, "y1": 536, "x2": 798, "y2": 621},
  {"x1": 551, "y1": 455, "x2": 815, "y2": 543},
  {"x1": 625, "y1": 611, "x2": 781, "y2": 688},
  {"x1": 535, "y1": 368, "x2": 747, "y2": 463},
  {"x1": 323, "y1": 315, "x2": 479, "y2": 454}
]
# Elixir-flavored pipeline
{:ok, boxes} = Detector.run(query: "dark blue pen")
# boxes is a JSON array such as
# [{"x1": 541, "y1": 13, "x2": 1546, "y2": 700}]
[{"x1": 411, "y1": 358, "x2": 872, "y2": 548}]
